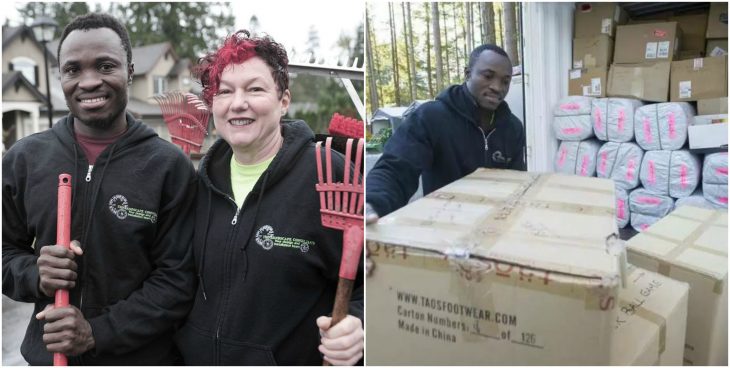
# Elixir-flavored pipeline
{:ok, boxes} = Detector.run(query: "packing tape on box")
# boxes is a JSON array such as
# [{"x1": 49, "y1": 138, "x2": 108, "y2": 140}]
[
  {"x1": 618, "y1": 298, "x2": 667, "y2": 354},
  {"x1": 639, "y1": 211, "x2": 725, "y2": 293}
]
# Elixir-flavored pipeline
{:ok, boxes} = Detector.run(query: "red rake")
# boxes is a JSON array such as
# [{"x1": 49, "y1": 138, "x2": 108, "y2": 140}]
[
  {"x1": 54, "y1": 174, "x2": 72, "y2": 366},
  {"x1": 315, "y1": 137, "x2": 364, "y2": 366},
  {"x1": 153, "y1": 91, "x2": 210, "y2": 154},
  {"x1": 328, "y1": 113, "x2": 364, "y2": 139}
]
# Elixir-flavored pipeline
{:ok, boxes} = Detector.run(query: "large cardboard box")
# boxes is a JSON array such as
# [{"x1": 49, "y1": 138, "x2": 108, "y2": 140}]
[
  {"x1": 669, "y1": 13, "x2": 709, "y2": 52},
  {"x1": 573, "y1": 34, "x2": 614, "y2": 68},
  {"x1": 367, "y1": 169, "x2": 623, "y2": 365},
  {"x1": 610, "y1": 265, "x2": 689, "y2": 366},
  {"x1": 706, "y1": 2, "x2": 728, "y2": 39},
  {"x1": 670, "y1": 55, "x2": 728, "y2": 102},
  {"x1": 706, "y1": 38, "x2": 728, "y2": 56},
  {"x1": 614, "y1": 22, "x2": 682, "y2": 64},
  {"x1": 627, "y1": 206, "x2": 728, "y2": 366},
  {"x1": 574, "y1": 2, "x2": 628, "y2": 38},
  {"x1": 698, "y1": 97, "x2": 729, "y2": 115},
  {"x1": 568, "y1": 67, "x2": 607, "y2": 97},
  {"x1": 607, "y1": 62, "x2": 671, "y2": 102}
]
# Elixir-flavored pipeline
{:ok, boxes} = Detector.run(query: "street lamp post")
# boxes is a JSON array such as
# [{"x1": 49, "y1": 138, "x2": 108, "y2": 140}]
[{"x1": 31, "y1": 16, "x2": 58, "y2": 130}]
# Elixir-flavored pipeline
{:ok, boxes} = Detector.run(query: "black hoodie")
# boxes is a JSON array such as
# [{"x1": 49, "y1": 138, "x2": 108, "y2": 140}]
[
  {"x1": 175, "y1": 120, "x2": 364, "y2": 365},
  {"x1": 367, "y1": 83, "x2": 526, "y2": 217},
  {"x1": 2, "y1": 113, "x2": 197, "y2": 365}
]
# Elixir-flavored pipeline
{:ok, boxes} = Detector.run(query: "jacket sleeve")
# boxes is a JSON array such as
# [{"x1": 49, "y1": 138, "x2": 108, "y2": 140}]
[
  {"x1": 2, "y1": 150, "x2": 47, "y2": 303},
  {"x1": 366, "y1": 111, "x2": 434, "y2": 217},
  {"x1": 86, "y1": 157, "x2": 198, "y2": 356},
  {"x1": 510, "y1": 120, "x2": 527, "y2": 171}
]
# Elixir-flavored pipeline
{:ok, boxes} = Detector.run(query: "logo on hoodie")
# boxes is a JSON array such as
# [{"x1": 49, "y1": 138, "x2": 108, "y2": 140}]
[
  {"x1": 108, "y1": 194, "x2": 158, "y2": 223},
  {"x1": 255, "y1": 225, "x2": 313, "y2": 253}
]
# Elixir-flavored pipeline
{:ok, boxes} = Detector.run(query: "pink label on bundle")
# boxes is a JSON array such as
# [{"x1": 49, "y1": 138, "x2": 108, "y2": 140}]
[
  {"x1": 626, "y1": 159, "x2": 636, "y2": 181},
  {"x1": 617, "y1": 109, "x2": 625, "y2": 132},
  {"x1": 594, "y1": 108, "x2": 603, "y2": 131},
  {"x1": 668, "y1": 112, "x2": 676, "y2": 139},
  {"x1": 580, "y1": 155, "x2": 590, "y2": 176},
  {"x1": 643, "y1": 117, "x2": 652, "y2": 143},
  {"x1": 617, "y1": 200, "x2": 625, "y2": 219},
  {"x1": 599, "y1": 152, "x2": 608, "y2": 175},
  {"x1": 717, "y1": 167, "x2": 728, "y2": 175},
  {"x1": 647, "y1": 161, "x2": 656, "y2": 185},
  {"x1": 720, "y1": 197, "x2": 729, "y2": 204},
  {"x1": 637, "y1": 196, "x2": 661, "y2": 205},
  {"x1": 640, "y1": 224, "x2": 649, "y2": 231},
  {"x1": 680, "y1": 164, "x2": 688, "y2": 189},
  {"x1": 561, "y1": 103, "x2": 580, "y2": 111},
  {"x1": 562, "y1": 127, "x2": 582, "y2": 135},
  {"x1": 558, "y1": 148, "x2": 567, "y2": 167}
]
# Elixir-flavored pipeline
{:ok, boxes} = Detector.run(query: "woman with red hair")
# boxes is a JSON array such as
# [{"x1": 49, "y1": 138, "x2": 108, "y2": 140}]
[{"x1": 175, "y1": 30, "x2": 364, "y2": 365}]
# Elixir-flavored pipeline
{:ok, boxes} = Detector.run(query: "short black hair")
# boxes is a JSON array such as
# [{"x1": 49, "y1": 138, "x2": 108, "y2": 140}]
[
  {"x1": 57, "y1": 13, "x2": 132, "y2": 66},
  {"x1": 466, "y1": 44, "x2": 510, "y2": 75}
]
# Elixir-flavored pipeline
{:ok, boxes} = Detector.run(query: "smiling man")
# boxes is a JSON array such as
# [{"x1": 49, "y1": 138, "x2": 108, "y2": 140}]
[
  {"x1": 366, "y1": 44, "x2": 526, "y2": 220},
  {"x1": 2, "y1": 13, "x2": 197, "y2": 364}
]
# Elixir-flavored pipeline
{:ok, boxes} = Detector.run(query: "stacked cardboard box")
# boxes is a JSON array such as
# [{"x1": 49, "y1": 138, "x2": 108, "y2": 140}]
[
  {"x1": 705, "y1": 3, "x2": 728, "y2": 57},
  {"x1": 367, "y1": 169, "x2": 623, "y2": 365},
  {"x1": 670, "y1": 55, "x2": 728, "y2": 102},
  {"x1": 627, "y1": 206, "x2": 728, "y2": 366}
]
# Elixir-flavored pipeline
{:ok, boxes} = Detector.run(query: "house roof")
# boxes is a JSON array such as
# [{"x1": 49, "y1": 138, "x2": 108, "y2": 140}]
[
  {"x1": 3, "y1": 25, "x2": 58, "y2": 65},
  {"x1": 132, "y1": 42, "x2": 176, "y2": 76},
  {"x1": 168, "y1": 58, "x2": 192, "y2": 78},
  {"x1": 2, "y1": 71, "x2": 48, "y2": 102}
]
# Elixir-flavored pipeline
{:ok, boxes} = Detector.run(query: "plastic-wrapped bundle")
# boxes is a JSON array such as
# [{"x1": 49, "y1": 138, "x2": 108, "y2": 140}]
[
  {"x1": 639, "y1": 150, "x2": 701, "y2": 198},
  {"x1": 554, "y1": 139, "x2": 602, "y2": 177},
  {"x1": 591, "y1": 98, "x2": 644, "y2": 142},
  {"x1": 629, "y1": 188, "x2": 675, "y2": 231},
  {"x1": 675, "y1": 189, "x2": 719, "y2": 210},
  {"x1": 596, "y1": 142, "x2": 644, "y2": 190},
  {"x1": 634, "y1": 102, "x2": 694, "y2": 151},
  {"x1": 702, "y1": 152, "x2": 728, "y2": 208},
  {"x1": 615, "y1": 188, "x2": 631, "y2": 228},
  {"x1": 553, "y1": 96, "x2": 594, "y2": 141}
]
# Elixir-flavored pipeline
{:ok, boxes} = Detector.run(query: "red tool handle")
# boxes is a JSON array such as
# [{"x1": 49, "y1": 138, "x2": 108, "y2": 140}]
[{"x1": 54, "y1": 174, "x2": 72, "y2": 366}]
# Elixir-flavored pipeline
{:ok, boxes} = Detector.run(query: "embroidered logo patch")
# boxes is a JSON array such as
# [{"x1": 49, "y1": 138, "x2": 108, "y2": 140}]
[
  {"x1": 108, "y1": 194, "x2": 157, "y2": 223},
  {"x1": 255, "y1": 225, "x2": 314, "y2": 253}
]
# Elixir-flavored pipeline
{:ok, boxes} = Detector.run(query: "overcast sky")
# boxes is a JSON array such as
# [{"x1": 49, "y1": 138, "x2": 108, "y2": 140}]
[{"x1": 2, "y1": 1, "x2": 364, "y2": 63}]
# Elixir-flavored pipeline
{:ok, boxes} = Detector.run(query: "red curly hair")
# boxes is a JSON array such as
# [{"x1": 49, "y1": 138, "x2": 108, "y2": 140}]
[{"x1": 194, "y1": 30, "x2": 289, "y2": 105}]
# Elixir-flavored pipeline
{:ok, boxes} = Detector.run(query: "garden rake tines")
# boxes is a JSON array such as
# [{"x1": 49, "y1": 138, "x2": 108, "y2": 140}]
[
  {"x1": 315, "y1": 137, "x2": 364, "y2": 365},
  {"x1": 153, "y1": 91, "x2": 210, "y2": 154}
]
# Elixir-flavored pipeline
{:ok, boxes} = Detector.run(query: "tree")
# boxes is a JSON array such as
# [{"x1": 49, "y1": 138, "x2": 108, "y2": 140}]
[
  {"x1": 403, "y1": 2, "x2": 416, "y2": 102},
  {"x1": 424, "y1": 2, "x2": 433, "y2": 97},
  {"x1": 366, "y1": 8, "x2": 379, "y2": 113},
  {"x1": 305, "y1": 25, "x2": 321, "y2": 63},
  {"x1": 466, "y1": 2, "x2": 473, "y2": 51},
  {"x1": 503, "y1": 2, "x2": 518, "y2": 66},
  {"x1": 248, "y1": 15, "x2": 261, "y2": 35},
  {"x1": 17, "y1": 2, "x2": 90, "y2": 38},
  {"x1": 482, "y1": 2, "x2": 496, "y2": 45},
  {"x1": 432, "y1": 2, "x2": 443, "y2": 91},
  {"x1": 441, "y1": 7, "x2": 450, "y2": 85},
  {"x1": 388, "y1": 2, "x2": 401, "y2": 105}
]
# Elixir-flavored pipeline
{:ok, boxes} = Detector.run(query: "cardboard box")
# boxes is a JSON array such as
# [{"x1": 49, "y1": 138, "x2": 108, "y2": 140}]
[
  {"x1": 366, "y1": 169, "x2": 623, "y2": 365},
  {"x1": 688, "y1": 122, "x2": 728, "y2": 152},
  {"x1": 569, "y1": 67, "x2": 607, "y2": 97},
  {"x1": 706, "y1": 38, "x2": 728, "y2": 56},
  {"x1": 573, "y1": 34, "x2": 614, "y2": 68},
  {"x1": 698, "y1": 97, "x2": 729, "y2": 115},
  {"x1": 614, "y1": 22, "x2": 682, "y2": 64},
  {"x1": 706, "y1": 2, "x2": 728, "y2": 39},
  {"x1": 610, "y1": 265, "x2": 689, "y2": 365},
  {"x1": 677, "y1": 50, "x2": 704, "y2": 60},
  {"x1": 607, "y1": 62, "x2": 671, "y2": 102},
  {"x1": 574, "y1": 3, "x2": 629, "y2": 38},
  {"x1": 627, "y1": 206, "x2": 728, "y2": 366},
  {"x1": 670, "y1": 55, "x2": 728, "y2": 102},
  {"x1": 669, "y1": 13, "x2": 709, "y2": 52},
  {"x1": 694, "y1": 113, "x2": 729, "y2": 126}
]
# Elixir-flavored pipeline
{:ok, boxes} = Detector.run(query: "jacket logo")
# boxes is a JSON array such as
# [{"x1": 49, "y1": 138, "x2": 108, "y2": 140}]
[
  {"x1": 492, "y1": 151, "x2": 512, "y2": 164},
  {"x1": 108, "y1": 194, "x2": 157, "y2": 223},
  {"x1": 255, "y1": 225, "x2": 313, "y2": 253}
]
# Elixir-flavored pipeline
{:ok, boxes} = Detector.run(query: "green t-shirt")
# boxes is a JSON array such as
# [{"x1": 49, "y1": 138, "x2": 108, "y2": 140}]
[{"x1": 230, "y1": 155, "x2": 274, "y2": 209}]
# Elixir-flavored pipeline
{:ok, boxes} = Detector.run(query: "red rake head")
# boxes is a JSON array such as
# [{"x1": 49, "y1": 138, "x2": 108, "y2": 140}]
[
  {"x1": 315, "y1": 137, "x2": 364, "y2": 280},
  {"x1": 154, "y1": 91, "x2": 210, "y2": 154},
  {"x1": 328, "y1": 113, "x2": 364, "y2": 139}
]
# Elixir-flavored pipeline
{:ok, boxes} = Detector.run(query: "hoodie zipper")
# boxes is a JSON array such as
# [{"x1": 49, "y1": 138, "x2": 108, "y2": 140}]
[
  {"x1": 85, "y1": 165, "x2": 93, "y2": 182},
  {"x1": 214, "y1": 195, "x2": 241, "y2": 364},
  {"x1": 478, "y1": 127, "x2": 496, "y2": 152}
]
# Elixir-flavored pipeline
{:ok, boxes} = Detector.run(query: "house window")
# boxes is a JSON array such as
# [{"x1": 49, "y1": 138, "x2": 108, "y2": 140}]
[
  {"x1": 154, "y1": 76, "x2": 168, "y2": 95},
  {"x1": 10, "y1": 57, "x2": 37, "y2": 86}
]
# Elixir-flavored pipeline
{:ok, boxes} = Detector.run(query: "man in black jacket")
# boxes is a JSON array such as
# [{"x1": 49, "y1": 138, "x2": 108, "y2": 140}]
[
  {"x1": 2, "y1": 13, "x2": 196, "y2": 364},
  {"x1": 366, "y1": 44, "x2": 526, "y2": 221}
]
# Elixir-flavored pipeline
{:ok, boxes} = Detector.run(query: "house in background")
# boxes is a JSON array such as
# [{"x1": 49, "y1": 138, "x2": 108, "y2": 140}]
[{"x1": 2, "y1": 24, "x2": 214, "y2": 155}]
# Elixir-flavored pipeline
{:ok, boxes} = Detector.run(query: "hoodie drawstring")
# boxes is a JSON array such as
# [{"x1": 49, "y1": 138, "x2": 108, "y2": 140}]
[
  {"x1": 197, "y1": 189, "x2": 212, "y2": 301},
  {"x1": 237, "y1": 171, "x2": 269, "y2": 282}
]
